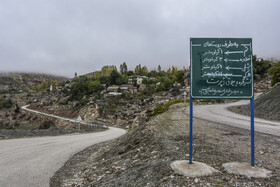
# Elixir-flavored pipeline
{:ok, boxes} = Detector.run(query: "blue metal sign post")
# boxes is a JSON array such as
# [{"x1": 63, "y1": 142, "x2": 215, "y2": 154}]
[
  {"x1": 189, "y1": 99, "x2": 193, "y2": 164},
  {"x1": 251, "y1": 99, "x2": 255, "y2": 166}
]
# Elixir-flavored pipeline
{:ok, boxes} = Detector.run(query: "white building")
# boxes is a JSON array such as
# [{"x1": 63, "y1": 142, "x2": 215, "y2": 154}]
[{"x1": 128, "y1": 76, "x2": 148, "y2": 85}]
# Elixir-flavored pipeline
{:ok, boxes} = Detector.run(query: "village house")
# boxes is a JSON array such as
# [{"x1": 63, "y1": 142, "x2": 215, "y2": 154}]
[
  {"x1": 107, "y1": 85, "x2": 119, "y2": 92},
  {"x1": 107, "y1": 85, "x2": 138, "y2": 93},
  {"x1": 120, "y1": 85, "x2": 138, "y2": 93},
  {"x1": 128, "y1": 75, "x2": 148, "y2": 85}
]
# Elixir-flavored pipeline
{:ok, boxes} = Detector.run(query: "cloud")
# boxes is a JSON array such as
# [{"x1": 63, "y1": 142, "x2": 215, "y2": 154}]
[{"x1": 0, "y1": 0, "x2": 279, "y2": 77}]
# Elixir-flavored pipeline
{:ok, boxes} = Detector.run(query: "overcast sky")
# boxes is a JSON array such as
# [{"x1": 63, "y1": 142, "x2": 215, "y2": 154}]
[{"x1": 0, "y1": 0, "x2": 280, "y2": 77}]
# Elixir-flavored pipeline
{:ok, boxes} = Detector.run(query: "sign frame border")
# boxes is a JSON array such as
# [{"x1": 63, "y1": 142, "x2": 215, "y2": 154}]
[{"x1": 190, "y1": 37, "x2": 254, "y2": 100}]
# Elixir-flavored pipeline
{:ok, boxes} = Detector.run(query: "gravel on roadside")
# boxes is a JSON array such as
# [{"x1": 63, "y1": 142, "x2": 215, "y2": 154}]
[{"x1": 50, "y1": 103, "x2": 280, "y2": 186}]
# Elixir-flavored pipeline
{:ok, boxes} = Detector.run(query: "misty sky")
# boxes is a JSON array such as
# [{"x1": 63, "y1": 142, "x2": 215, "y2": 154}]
[{"x1": 0, "y1": 0, "x2": 280, "y2": 77}]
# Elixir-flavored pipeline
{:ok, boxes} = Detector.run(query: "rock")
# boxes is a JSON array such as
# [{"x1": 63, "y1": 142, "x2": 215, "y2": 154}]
[{"x1": 96, "y1": 175, "x2": 103, "y2": 182}]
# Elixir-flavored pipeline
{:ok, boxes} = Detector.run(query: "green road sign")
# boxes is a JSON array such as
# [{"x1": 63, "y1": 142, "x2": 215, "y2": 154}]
[{"x1": 190, "y1": 38, "x2": 253, "y2": 99}]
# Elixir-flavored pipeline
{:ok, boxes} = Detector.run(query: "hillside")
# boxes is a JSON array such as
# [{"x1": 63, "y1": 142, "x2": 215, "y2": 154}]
[
  {"x1": 229, "y1": 83, "x2": 280, "y2": 121},
  {"x1": 50, "y1": 103, "x2": 280, "y2": 186},
  {"x1": 0, "y1": 72, "x2": 68, "y2": 91}
]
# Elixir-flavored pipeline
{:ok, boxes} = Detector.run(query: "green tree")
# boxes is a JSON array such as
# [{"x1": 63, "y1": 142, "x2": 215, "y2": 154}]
[
  {"x1": 156, "y1": 77, "x2": 173, "y2": 91},
  {"x1": 148, "y1": 70, "x2": 158, "y2": 78},
  {"x1": 127, "y1": 70, "x2": 134, "y2": 76},
  {"x1": 14, "y1": 103, "x2": 20, "y2": 113},
  {"x1": 98, "y1": 76, "x2": 110, "y2": 85},
  {"x1": 268, "y1": 61, "x2": 280, "y2": 86},
  {"x1": 120, "y1": 62, "x2": 128, "y2": 75},
  {"x1": 101, "y1": 65, "x2": 117, "y2": 77},
  {"x1": 157, "y1": 65, "x2": 162, "y2": 72},
  {"x1": 87, "y1": 81, "x2": 104, "y2": 94},
  {"x1": 109, "y1": 70, "x2": 124, "y2": 85},
  {"x1": 69, "y1": 76, "x2": 104, "y2": 101},
  {"x1": 135, "y1": 64, "x2": 148, "y2": 76},
  {"x1": 116, "y1": 76, "x2": 128, "y2": 85},
  {"x1": 175, "y1": 70, "x2": 185, "y2": 84},
  {"x1": 0, "y1": 97, "x2": 13, "y2": 109},
  {"x1": 253, "y1": 55, "x2": 272, "y2": 79}
]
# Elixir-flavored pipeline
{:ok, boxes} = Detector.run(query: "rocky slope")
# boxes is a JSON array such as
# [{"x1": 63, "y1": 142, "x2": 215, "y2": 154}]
[
  {"x1": 0, "y1": 72, "x2": 68, "y2": 91},
  {"x1": 50, "y1": 103, "x2": 280, "y2": 186},
  {"x1": 229, "y1": 83, "x2": 280, "y2": 121}
]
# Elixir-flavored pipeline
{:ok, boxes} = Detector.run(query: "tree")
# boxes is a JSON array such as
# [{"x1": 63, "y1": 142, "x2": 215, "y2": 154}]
[
  {"x1": 98, "y1": 76, "x2": 110, "y2": 85},
  {"x1": 120, "y1": 62, "x2": 128, "y2": 75},
  {"x1": 116, "y1": 76, "x2": 127, "y2": 85},
  {"x1": 101, "y1": 65, "x2": 117, "y2": 77},
  {"x1": 253, "y1": 55, "x2": 272, "y2": 79},
  {"x1": 135, "y1": 64, "x2": 148, "y2": 76},
  {"x1": 175, "y1": 70, "x2": 185, "y2": 84},
  {"x1": 109, "y1": 70, "x2": 125, "y2": 85},
  {"x1": 157, "y1": 65, "x2": 161, "y2": 72},
  {"x1": 14, "y1": 103, "x2": 20, "y2": 113},
  {"x1": 87, "y1": 81, "x2": 104, "y2": 94},
  {"x1": 0, "y1": 97, "x2": 13, "y2": 109},
  {"x1": 134, "y1": 64, "x2": 142, "y2": 75},
  {"x1": 148, "y1": 70, "x2": 158, "y2": 78},
  {"x1": 268, "y1": 61, "x2": 280, "y2": 86},
  {"x1": 171, "y1": 66, "x2": 178, "y2": 76},
  {"x1": 127, "y1": 70, "x2": 134, "y2": 76},
  {"x1": 156, "y1": 77, "x2": 173, "y2": 91},
  {"x1": 120, "y1": 64, "x2": 123, "y2": 75}
]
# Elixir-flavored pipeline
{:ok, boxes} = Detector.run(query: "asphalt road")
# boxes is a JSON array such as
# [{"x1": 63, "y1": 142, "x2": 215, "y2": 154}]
[
  {"x1": 0, "y1": 107, "x2": 126, "y2": 187},
  {"x1": 190, "y1": 100, "x2": 280, "y2": 137}
]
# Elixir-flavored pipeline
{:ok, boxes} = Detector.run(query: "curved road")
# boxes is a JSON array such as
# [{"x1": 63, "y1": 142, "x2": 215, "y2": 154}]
[
  {"x1": 190, "y1": 100, "x2": 280, "y2": 137},
  {"x1": 0, "y1": 107, "x2": 126, "y2": 187}
]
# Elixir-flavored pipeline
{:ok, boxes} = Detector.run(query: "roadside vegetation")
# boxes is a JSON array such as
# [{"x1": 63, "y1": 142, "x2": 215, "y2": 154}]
[
  {"x1": 0, "y1": 96, "x2": 13, "y2": 109},
  {"x1": 59, "y1": 63, "x2": 189, "y2": 108},
  {"x1": 269, "y1": 61, "x2": 280, "y2": 86}
]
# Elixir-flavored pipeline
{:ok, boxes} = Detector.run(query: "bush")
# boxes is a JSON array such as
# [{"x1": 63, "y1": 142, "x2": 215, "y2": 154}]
[
  {"x1": 150, "y1": 98, "x2": 220, "y2": 116},
  {"x1": 155, "y1": 77, "x2": 173, "y2": 92},
  {"x1": 268, "y1": 61, "x2": 280, "y2": 86},
  {"x1": 69, "y1": 77, "x2": 104, "y2": 101},
  {"x1": 151, "y1": 99, "x2": 189, "y2": 116},
  {"x1": 253, "y1": 55, "x2": 272, "y2": 79},
  {"x1": 14, "y1": 104, "x2": 20, "y2": 113},
  {"x1": 0, "y1": 97, "x2": 13, "y2": 109},
  {"x1": 39, "y1": 120, "x2": 55, "y2": 129}
]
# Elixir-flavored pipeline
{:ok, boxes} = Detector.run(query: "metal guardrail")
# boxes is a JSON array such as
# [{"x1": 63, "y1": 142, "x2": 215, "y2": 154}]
[
  {"x1": 78, "y1": 121, "x2": 108, "y2": 129},
  {"x1": 22, "y1": 105, "x2": 109, "y2": 129}
]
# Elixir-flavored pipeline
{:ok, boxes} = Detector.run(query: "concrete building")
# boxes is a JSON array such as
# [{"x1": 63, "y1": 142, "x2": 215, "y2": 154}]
[{"x1": 128, "y1": 76, "x2": 148, "y2": 85}]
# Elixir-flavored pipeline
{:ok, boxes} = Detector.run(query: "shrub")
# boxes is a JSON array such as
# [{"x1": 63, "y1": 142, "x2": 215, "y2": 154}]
[
  {"x1": 150, "y1": 98, "x2": 220, "y2": 116},
  {"x1": 151, "y1": 99, "x2": 189, "y2": 116},
  {"x1": 14, "y1": 104, "x2": 20, "y2": 113},
  {"x1": 268, "y1": 61, "x2": 280, "y2": 86},
  {"x1": 0, "y1": 97, "x2": 13, "y2": 109},
  {"x1": 39, "y1": 120, "x2": 55, "y2": 129}
]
